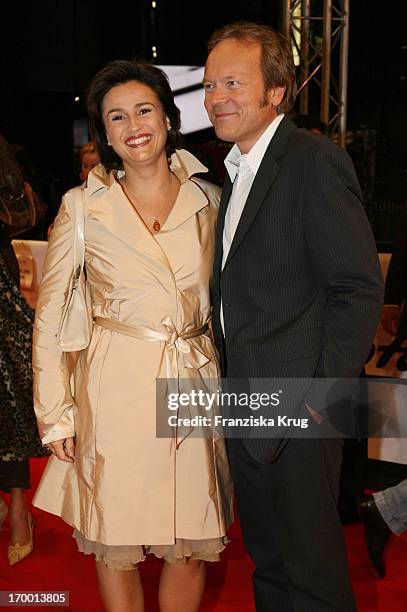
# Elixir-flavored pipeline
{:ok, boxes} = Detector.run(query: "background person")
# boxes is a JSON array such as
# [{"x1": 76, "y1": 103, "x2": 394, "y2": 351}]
[
  {"x1": 78, "y1": 140, "x2": 101, "y2": 182},
  {"x1": 0, "y1": 133, "x2": 46, "y2": 565},
  {"x1": 361, "y1": 479, "x2": 407, "y2": 578},
  {"x1": 47, "y1": 141, "x2": 101, "y2": 238}
]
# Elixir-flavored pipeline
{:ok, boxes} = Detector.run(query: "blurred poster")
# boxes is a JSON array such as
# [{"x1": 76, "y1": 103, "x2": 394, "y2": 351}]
[{"x1": 160, "y1": 66, "x2": 212, "y2": 134}]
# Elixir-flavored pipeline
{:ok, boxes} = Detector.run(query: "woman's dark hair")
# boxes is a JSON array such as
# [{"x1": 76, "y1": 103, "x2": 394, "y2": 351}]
[
  {"x1": 86, "y1": 60, "x2": 181, "y2": 173},
  {"x1": 0, "y1": 133, "x2": 24, "y2": 199}
]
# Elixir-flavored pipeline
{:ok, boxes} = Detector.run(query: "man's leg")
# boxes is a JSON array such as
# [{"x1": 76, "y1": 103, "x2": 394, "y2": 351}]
[
  {"x1": 228, "y1": 437, "x2": 356, "y2": 611},
  {"x1": 268, "y1": 438, "x2": 356, "y2": 612},
  {"x1": 226, "y1": 438, "x2": 294, "y2": 612}
]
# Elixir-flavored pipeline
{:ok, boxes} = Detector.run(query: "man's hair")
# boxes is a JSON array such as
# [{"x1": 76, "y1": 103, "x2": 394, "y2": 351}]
[
  {"x1": 207, "y1": 21, "x2": 297, "y2": 114},
  {"x1": 86, "y1": 60, "x2": 181, "y2": 173}
]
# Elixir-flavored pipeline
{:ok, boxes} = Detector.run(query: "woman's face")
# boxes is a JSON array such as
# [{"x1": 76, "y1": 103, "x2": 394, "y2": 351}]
[{"x1": 102, "y1": 80, "x2": 170, "y2": 168}]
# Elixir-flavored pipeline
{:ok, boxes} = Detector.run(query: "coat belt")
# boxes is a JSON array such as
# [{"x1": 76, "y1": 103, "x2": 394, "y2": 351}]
[
  {"x1": 94, "y1": 316, "x2": 212, "y2": 447},
  {"x1": 94, "y1": 316, "x2": 210, "y2": 372}
]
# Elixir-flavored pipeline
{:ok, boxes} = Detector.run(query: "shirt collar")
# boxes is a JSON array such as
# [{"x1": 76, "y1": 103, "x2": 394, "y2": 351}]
[{"x1": 224, "y1": 113, "x2": 285, "y2": 182}]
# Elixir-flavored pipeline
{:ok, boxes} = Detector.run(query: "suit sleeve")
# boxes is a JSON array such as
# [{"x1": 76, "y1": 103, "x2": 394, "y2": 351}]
[
  {"x1": 304, "y1": 140, "x2": 384, "y2": 378},
  {"x1": 32, "y1": 195, "x2": 76, "y2": 444}
]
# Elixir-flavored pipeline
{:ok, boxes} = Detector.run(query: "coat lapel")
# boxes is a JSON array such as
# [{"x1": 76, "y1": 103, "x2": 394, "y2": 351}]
[
  {"x1": 162, "y1": 180, "x2": 209, "y2": 231},
  {"x1": 85, "y1": 164, "x2": 172, "y2": 271},
  {"x1": 222, "y1": 116, "x2": 297, "y2": 272}
]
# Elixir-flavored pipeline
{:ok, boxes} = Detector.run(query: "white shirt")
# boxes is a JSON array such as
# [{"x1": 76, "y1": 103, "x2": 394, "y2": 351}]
[{"x1": 220, "y1": 114, "x2": 285, "y2": 333}]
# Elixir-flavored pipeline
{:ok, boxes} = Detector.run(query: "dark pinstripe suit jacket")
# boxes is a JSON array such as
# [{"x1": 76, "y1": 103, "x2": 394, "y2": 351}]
[{"x1": 211, "y1": 116, "x2": 384, "y2": 462}]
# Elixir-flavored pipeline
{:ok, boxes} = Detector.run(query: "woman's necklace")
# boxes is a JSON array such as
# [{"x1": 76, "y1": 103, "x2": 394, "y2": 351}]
[
  {"x1": 127, "y1": 190, "x2": 166, "y2": 232},
  {"x1": 121, "y1": 175, "x2": 176, "y2": 232}
]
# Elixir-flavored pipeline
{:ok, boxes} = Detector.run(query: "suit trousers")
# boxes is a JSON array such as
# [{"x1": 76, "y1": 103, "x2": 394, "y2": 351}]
[{"x1": 226, "y1": 437, "x2": 356, "y2": 612}]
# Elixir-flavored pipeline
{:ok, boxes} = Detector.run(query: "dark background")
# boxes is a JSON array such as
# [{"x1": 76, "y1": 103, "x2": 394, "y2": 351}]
[{"x1": 0, "y1": 0, "x2": 405, "y2": 245}]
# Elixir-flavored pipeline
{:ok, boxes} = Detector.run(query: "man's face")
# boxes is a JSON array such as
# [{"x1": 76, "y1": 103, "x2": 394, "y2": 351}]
[{"x1": 203, "y1": 39, "x2": 285, "y2": 154}]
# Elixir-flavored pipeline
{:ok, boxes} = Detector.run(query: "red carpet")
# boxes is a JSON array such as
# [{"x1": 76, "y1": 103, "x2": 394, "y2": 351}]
[{"x1": 0, "y1": 458, "x2": 406, "y2": 611}]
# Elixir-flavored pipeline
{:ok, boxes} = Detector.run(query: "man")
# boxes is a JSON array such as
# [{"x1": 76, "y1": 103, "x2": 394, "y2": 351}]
[{"x1": 203, "y1": 21, "x2": 384, "y2": 611}]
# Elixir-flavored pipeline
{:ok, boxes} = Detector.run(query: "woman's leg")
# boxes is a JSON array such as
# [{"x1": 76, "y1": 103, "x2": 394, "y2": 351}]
[
  {"x1": 158, "y1": 560, "x2": 206, "y2": 612},
  {"x1": 0, "y1": 458, "x2": 31, "y2": 544},
  {"x1": 96, "y1": 561, "x2": 144, "y2": 612},
  {"x1": 9, "y1": 488, "x2": 30, "y2": 545}
]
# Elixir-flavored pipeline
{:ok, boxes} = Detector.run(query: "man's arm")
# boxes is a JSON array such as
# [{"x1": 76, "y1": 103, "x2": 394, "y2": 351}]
[{"x1": 304, "y1": 139, "x2": 384, "y2": 378}]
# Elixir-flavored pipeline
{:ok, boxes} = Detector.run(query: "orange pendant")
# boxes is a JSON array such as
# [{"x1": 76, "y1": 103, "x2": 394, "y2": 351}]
[{"x1": 153, "y1": 220, "x2": 161, "y2": 232}]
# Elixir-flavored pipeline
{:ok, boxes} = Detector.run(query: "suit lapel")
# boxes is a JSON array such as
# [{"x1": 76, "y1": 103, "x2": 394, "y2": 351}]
[
  {"x1": 222, "y1": 116, "x2": 297, "y2": 272},
  {"x1": 224, "y1": 160, "x2": 279, "y2": 269}
]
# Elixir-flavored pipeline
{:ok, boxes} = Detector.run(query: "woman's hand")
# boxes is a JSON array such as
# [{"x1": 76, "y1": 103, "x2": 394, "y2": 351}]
[{"x1": 47, "y1": 437, "x2": 75, "y2": 462}]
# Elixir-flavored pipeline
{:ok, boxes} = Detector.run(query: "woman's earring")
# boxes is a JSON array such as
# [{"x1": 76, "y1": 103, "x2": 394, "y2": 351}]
[
  {"x1": 166, "y1": 120, "x2": 171, "y2": 132},
  {"x1": 107, "y1": 137, "x2": 112, "y2": 146}
]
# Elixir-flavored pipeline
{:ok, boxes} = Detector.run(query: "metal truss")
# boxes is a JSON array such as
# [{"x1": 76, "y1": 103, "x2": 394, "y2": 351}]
[{"x1": 282, "y1": 0, "x2": 350, "y2": 147}]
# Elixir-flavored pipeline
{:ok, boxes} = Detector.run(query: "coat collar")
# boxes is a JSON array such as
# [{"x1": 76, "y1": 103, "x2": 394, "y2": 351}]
[
  {"x1": 162, "y1": 150, "x2": 212, "y2": 231},
  {"x1": 85, "y1": 149, "x2": 208, "y2": 197},
  {"x1": 169, "y1": 149, "x2": 208, "y2": 183},
  {"x1": 86, "y1": 149, "x2": 211, "y2": 239}
]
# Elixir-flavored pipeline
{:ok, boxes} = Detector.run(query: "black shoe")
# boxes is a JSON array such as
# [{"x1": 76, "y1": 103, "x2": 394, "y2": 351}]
[{"x1": 360, "y1": 494, "x2": 392, "y2": 578}]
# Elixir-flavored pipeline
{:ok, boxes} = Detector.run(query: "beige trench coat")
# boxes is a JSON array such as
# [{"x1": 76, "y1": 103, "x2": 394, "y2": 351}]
[{"x1": 32, "y1": 150, "x2": 233, "y2": 546}]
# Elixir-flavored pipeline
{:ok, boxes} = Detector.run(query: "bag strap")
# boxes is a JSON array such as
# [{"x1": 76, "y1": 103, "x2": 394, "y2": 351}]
[{"x1": 65, "y1": 186, "x2": 85, "y2": 289}]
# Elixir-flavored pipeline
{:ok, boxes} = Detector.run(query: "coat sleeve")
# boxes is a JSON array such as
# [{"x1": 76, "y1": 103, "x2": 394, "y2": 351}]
[
  {"x1": 304, "y1": 139, "x2": 384, "y2": 378},
  {"x1": 32, "y1": 195, "x2": 76, "y2": 444}
]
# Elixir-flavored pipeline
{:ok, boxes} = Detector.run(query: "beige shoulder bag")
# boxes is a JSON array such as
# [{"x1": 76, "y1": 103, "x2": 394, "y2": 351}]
[{"x1": 57, "y1": 186, "x2": 93, "y2": 352}]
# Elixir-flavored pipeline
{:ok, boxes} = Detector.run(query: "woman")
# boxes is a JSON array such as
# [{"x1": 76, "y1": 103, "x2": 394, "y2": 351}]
[
  {"x1": 33, "y1": 60, "x2": 233, "y2": 612},
  {"x1": 0, "y1": 133, "x2": 46, "y2": 565}
]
